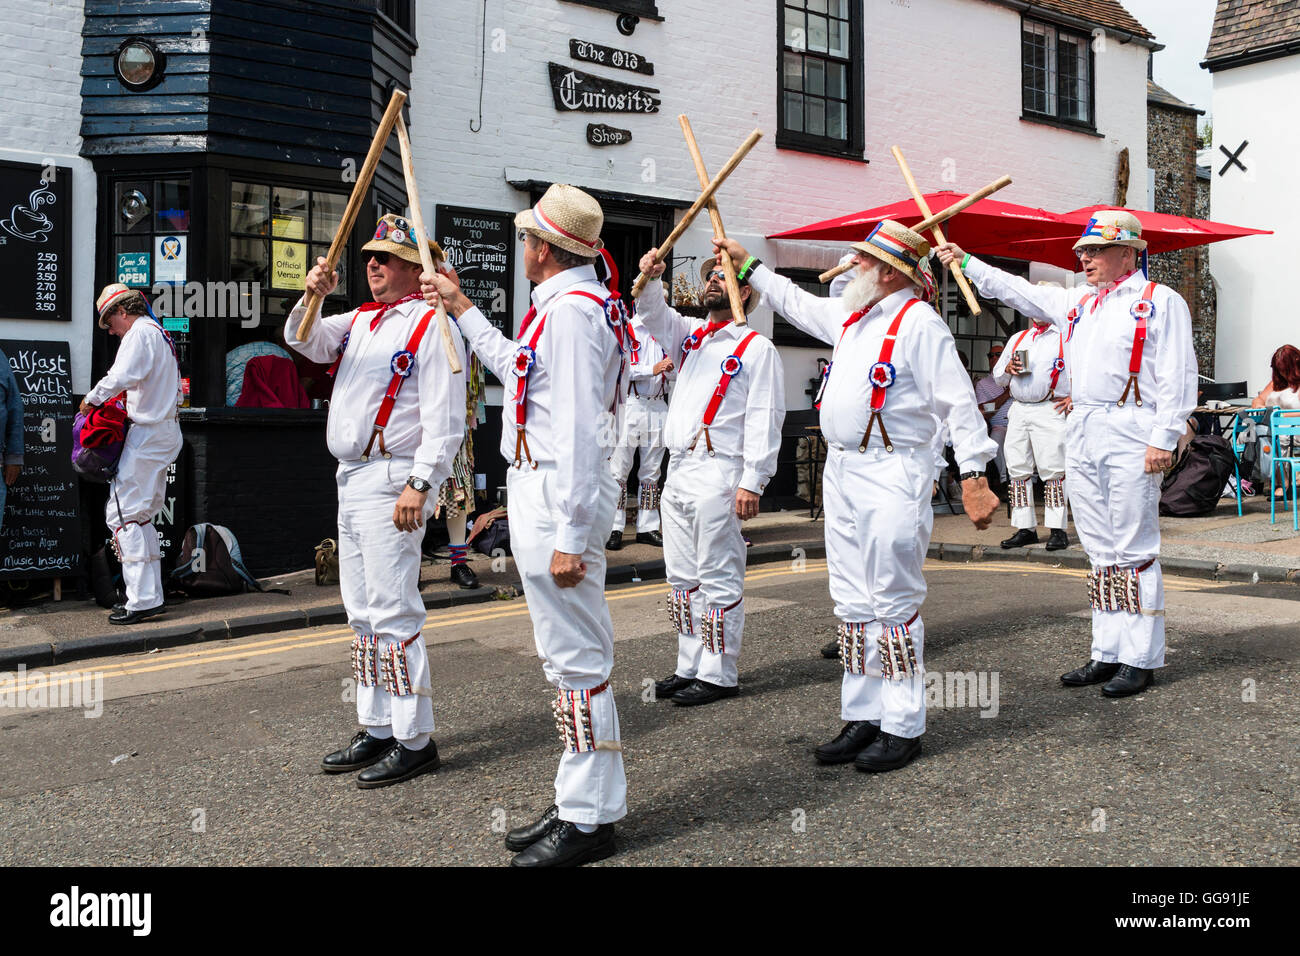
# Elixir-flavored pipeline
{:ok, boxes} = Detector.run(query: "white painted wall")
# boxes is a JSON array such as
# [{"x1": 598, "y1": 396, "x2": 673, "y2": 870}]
[
  {"x1": 0, "y1": 0, "x2": 97, "y2": 392},
  {"x1": 411, "y1": 0, "x2": 1150, "y2": 411},
  {"x1": 1208, "y1": 55, "x2": 1300, "y2": 391}
]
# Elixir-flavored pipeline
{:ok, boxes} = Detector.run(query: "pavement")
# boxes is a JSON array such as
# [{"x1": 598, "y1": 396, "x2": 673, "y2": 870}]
[{"x1": 1, "y1": 490, "x2": 1297, "y2": 670}]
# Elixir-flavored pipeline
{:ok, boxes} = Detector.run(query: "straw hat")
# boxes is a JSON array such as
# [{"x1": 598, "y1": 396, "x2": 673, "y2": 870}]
[
  {"x1": 1073, "y1": 209, "x2": 1147, "y2": 251},
  {"x1": 515, "y1": 183, "x2": 604, "y2": 258},
  {"x1": 96, "y1": 282, "x2": 147, "y2": 330},
  {"x1": 362, "y1": 214, "x2": 445, "y2": 267},
  {"x1": 849, "y1": 220, "x2": 936, "y2": 299},
  {"x1": 698, "y1": 257, "x2": 758, "y2": 314}
]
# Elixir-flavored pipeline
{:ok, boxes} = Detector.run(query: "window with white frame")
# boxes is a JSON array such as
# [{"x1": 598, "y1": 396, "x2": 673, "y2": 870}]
[{"x1": 1022, "y1": 18, "x2": 1094, "y2": 129}]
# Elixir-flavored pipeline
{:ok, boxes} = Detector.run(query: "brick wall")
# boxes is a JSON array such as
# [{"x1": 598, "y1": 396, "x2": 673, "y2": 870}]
[{"x1": 0, "y1": 0, "x2": 98, "y2": 391}]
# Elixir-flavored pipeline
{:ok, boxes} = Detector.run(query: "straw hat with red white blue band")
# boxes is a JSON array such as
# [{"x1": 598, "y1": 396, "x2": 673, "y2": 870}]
[
  {"x1": 96, "y1": 282, "x2": 153, "y2": 330},
  {"x1": 362, "y1": 214, "x2": 446, "y2": 267},
  {"x1": 1072, "y1": 209, "x2": 1147, "y2": 252},
  {"x1": 514, "y1": 183, "x2": 604, "y2": 258},
  {"x1": 699, "y1": 257, "x2": 759, "y2": 314},
  {"x1": 849, "y1": 220, "x2": 936, "y2": 302}
]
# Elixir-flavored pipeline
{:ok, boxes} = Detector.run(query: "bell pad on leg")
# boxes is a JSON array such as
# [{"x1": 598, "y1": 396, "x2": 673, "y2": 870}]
[
  {"x1": 351, "y1": 634, "x2": 380, "y2": 687},
  {"x1": 838, "y1": 621, "x2": 874, "y2": 676},
  {"x1": 878, "y1": 615, "x2": 920, "y2": 680},
  {"x1": 667, "y1": 585, "x2": 698, "y2": 635},
  {"x1": 700, "y1": 597, "x2": 741, "y2": 655},
  {"x1": 552, "y1": 681, "x2": 613, "y2": 754},
  {"x1": 378, "y1": 635, "x2": 419, "y2": 697}
]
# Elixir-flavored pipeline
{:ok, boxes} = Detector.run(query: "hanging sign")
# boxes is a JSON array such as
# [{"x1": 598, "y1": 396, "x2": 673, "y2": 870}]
[
  {"x1": 587, "y1": 123, "x2": 633, "y2": 147},
  {"x1": 569, "y1": 39, "x2": 654, "y2": 75},
  {"x1": 547, "y1": 63, "x2": 660, "y2": 113}
]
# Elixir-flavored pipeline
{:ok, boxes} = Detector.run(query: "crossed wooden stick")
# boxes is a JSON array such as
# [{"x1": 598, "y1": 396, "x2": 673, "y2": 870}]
[{"x1": 296, "y1": 90, "x2": 461, "y2": 373}]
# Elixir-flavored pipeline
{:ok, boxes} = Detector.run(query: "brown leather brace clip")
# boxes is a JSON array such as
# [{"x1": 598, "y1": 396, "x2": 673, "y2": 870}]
[
  {"x1": 513, "y1": 426, "x2": 538, "y2": 470},
  {"x1": 1117, "y1": 375, "x2": 1143, "y2": 408},
  {"x1": 858, "y1": 411, "x2": 893, "y2": 454}
]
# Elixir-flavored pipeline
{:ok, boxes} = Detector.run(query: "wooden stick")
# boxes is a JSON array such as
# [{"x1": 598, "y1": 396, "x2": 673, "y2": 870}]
[
  {"x1": 395, "y1": 115, "x2": 463, "y2": 374},
  {"x1": 819, "y1": 260, "x2": 853, "y2": 284},
  {"x1": 891, "y1": 146, "x2": 981, "y2": 315},
  {"x1": 630, "y1": 128, "x2": 763, "y2": 298},
  {"x1": 680, "y1": 115, "x2": 746, "y2": 326},
  {"x1": 912, "y1": 175, "x2": 1012, "y2": 233},
  {"x1": 297, "y1": 89, "x2": 407, "y2": 341}
]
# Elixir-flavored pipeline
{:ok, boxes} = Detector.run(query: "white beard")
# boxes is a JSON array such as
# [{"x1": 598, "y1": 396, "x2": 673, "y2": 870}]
[{"x1": 841, "y1": 267, "x2": 884, "y2": 313}]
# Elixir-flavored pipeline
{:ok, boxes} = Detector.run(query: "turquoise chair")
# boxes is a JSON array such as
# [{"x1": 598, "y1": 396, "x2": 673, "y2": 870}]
[
  {"x1": 1268, "y1": 408, "x2": 1300, "y2": 529},
  {"x1": 1230, "y1": 407, "x2": 1272, "y2": 516}
]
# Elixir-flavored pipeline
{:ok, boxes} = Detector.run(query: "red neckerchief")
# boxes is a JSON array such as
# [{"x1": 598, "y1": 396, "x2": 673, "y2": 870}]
[
  {"x1": 1089, "y1": 269, "x2": 1140, "y2": 313},
  {"x1": 680, "y1": 318, "x2": 731, "y2": 364},
  {"x1": 357, "y1": 292, "x2": 423, "y2": 331}
]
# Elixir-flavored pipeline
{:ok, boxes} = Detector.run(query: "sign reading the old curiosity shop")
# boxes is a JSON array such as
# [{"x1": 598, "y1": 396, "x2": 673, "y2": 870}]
[{"x1": 547, "y1": 63, "x2": 660, "y2": 113}]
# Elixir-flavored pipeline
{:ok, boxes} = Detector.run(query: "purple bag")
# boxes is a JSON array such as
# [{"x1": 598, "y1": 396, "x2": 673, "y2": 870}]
[{"x1": 72, "y1": 394, "x2": 129, "y2": 482}]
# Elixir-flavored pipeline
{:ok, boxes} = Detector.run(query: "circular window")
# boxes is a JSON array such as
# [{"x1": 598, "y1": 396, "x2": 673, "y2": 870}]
[{"x1": 115, "y1": 38, "x2": 166, "y2": 92}]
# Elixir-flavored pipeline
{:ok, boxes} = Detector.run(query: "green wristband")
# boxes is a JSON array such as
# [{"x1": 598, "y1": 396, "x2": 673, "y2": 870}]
[
  {"x1": 961, "y1": 253, "x2": 971, "y2": 270},
  {"x1": 737, "y1": 256, "x2": 759, "y2": 282}
]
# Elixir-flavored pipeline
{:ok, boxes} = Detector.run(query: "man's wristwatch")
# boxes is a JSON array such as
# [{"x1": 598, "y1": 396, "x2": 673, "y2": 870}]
[
  {"x1": 958, "y1": 471, "x2": 983, "y2": 483},
  {"x1": 406, "y1": 477, "x2": 432, "y2": 493}
]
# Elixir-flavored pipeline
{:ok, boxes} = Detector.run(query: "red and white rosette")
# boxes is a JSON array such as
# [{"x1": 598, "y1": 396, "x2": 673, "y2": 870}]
[
  {"x1": 1051, "y1": 356, "x2": 1066, "y2": 374},
  {"x1": 868, "y1": 361, "x2": 897, "y2": 389},
  {"x1": 390, "y1": 350, "x2": 416, "y2": 378},
  {"x1": 514, "y1": 345, "x2": 536, "y2": 378},
  {"x1": 1130, "y1": 298, "x2": 1155, "y2": 321},
  {"x1": 720, "y1": 354, "x2": 744, "y2": 377}
]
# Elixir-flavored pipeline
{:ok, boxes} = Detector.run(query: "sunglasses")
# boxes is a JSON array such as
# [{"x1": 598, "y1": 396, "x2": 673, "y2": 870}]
[
  {"x1": 364, "y1": 251, "x2": 392, "y2": 265},
  {"x1": 1075, "y1": 245, "x2": 1120, "y2": 260},
  {"x1": 705, "y1": 270, "x2": 725, "y2": 282}
]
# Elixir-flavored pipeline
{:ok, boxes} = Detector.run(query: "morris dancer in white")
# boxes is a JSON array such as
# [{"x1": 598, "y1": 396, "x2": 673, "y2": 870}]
[
  {"x1": 599, "y1": 248, "x2": 673, "y2": 550},
  {"x1": 423, "y1": 184, "x2": 627, "y2": 867},
  {"x1": 633, "y1": 254, "x2": 784, "y2": 707},
  {"x1": 83, "y1": 284, "x2": 183, "y2": 625},
  {"x1": 938, "y1": 209, "x2": 1197, "y2": 697},
  {"x1": 991, "y1": 314, "x2": 1071, "y2": 551},
  {"x1": 715, "y1": 223, "x2": 997, "y2": 772},
  {"x1": 286, "y1": 214, "x2": 466, "y2": 788}
]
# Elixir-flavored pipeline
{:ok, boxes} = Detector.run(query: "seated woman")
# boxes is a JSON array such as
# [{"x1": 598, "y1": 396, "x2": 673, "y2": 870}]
[{"x1": 1251, "y1": 345, "x2": 1300, "y2": 497}]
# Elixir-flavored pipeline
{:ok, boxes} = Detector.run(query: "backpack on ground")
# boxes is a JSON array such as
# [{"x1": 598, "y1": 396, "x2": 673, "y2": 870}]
[
  {"x1": 169, "y1": 523, "x2": 263, "y2": 597},
  {"x1": 1160, "y1": 434, "x2": 1237, "y2": 517},
  {"x1": 72, "y1": 393, "x2": 129, "y2": 482},
  {"x1": 89, "y1": 540, "x2": 126, "y2": 609}
]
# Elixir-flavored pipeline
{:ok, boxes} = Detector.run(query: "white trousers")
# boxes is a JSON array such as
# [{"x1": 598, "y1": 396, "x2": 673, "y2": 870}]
[
  {"x1": 824, "y1": 444, "x2": 933, "y2": 738},
  {"x1": 1065, "y1": 404, "x2": 1165, "y2": 670},
  {"x1": 508, "y1": 464, "x2": 627, "y2": 826},
  {"x1": 608, "y1": 393, "x2": 668, "y2": 533},
  {"x1": 661, "y1": 452, "x2": 747, "y2": 687},
  {"x1": 337, "y1": 458, "x2": 436, "y2": 741},
  {"x1": 107, "y1": 419, "x2": 182, "y2": 612},
  {"x1": 1005, "y1": 400, "x2": 1069, "y2": 530}
]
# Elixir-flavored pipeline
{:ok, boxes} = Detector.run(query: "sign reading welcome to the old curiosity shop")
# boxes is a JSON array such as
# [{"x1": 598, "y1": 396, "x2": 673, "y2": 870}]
[{"x1": 548, "y1": 63, "x2": 660, "y2": 113}]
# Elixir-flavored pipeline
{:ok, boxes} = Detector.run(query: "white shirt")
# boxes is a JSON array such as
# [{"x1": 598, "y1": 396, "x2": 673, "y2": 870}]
[
  {"x1": 455, "y1": 264, "x2": 622, "y2": 554},
  {"x1": 634, "y1": 278, "x2": 785, "y2": 494},
  {"x1": 86, "y1": 318, "x2": 181, "y2": 424},
  {"x1": 964, "y1": 259, "x2": 1198, "y2": 450},
  {"x1": 284, "y1": 296, "x2": 466, "y2": 486},
  {"x1": 993, "y1": 324, "x2": 1068, "y2": 404},
  {"x1": 750, "y1": 266, "x2": 995, "y2": 473},
  {"x1": 626, "y1": 313, "x2": 673, "y2": 399}
]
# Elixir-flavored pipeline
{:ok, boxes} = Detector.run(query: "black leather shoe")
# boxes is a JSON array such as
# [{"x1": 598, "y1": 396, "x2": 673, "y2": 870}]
[
  {"x1": 1101, "y1": 664, "x2": 1153, "y2": 698},
  {"x1": 1000, "y1": 528, "x2": 1039, "y2": 549},
  {"x1": 450, "y1": 563, "x2": 479, "y2": 589},
  {"x1": 356, "y1": 739, "x2": 440, "y2": 789},
  {"x1": 108, "y1": 604, "x2": 166, "y2": 626},
  {"x1": 505, "y1": 804, "x2": 560, "y2": 851},
  {"x1": 855, "y1": 732, "x2": 922, "y2": 772},
  {"x1": 814, "y1": 721, "x2": 879, "y2": 764},
  {"x1": 1045, "y1": 529, "x2": 1069, "y2": 551},
  {"x1": 820, "y1": 640, "x2": 841, "y2": 660},
  {"x1": 1060, "y1": 659, "x2": 1121, "y2": 686},
  {"x1": 653, "y1": 673, "x2": 694, "y2": 700},
  {"x1": 510, "y1": 820, "x2": 616, "y2": 867},
  {"x1": 606, "y1": 530, "x2": 623, "y2": 551},
  {"x1": 671, "y1": 679, "x2": 739, "y2": 706},
  {"x1": 322, "y1": 730, "x2": 396, "y2": 773},
  {"x1": 635, "y1": 530, "x2": 664, "y2": 547}
]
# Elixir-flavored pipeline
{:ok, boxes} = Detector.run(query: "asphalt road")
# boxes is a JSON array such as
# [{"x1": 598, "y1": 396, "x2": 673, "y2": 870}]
[{"x1": 1, "y1": 558, "x2": 1296, "y2": 867}]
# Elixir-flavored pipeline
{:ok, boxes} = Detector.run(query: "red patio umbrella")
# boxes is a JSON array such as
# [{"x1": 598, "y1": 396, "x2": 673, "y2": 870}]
[
  {"x1": 766, "y1": 191, "x2": 1069, "y2": 251},
  {"x1": 974, "y1": 205, "x2": 1274, "y2": 271}
]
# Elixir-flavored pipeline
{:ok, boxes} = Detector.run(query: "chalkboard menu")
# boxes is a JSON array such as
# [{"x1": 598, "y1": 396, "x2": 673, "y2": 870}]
[
  {"x1": 0, "y1": 160, "x2": 72, "y2": 323},
  {"x1": 435, "y1": 205, "x2": 514, "y2": 336},
  {"x1": 0, "y1": 340, "x2": 81, "y2": 580}
]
